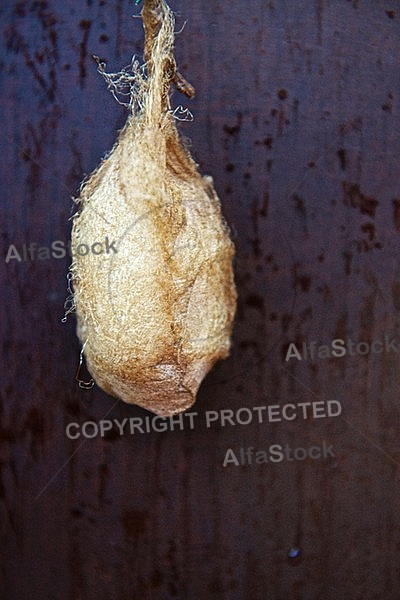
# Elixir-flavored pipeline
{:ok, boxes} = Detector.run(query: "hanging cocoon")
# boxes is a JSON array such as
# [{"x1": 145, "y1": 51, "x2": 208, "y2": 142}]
[{"x1": 70, "y1": 0, "x2": 237, "y2": 417}]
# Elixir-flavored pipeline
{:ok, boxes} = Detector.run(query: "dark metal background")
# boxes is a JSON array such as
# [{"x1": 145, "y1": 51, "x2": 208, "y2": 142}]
[{"x1": 1, "y1": 1, "x2": 400, "y2": 598}]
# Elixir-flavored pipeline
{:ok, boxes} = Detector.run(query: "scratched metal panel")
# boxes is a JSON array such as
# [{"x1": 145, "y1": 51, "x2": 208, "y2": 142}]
[{"x1": 1, "y1": 1, "x2": 400, "y2": 598}]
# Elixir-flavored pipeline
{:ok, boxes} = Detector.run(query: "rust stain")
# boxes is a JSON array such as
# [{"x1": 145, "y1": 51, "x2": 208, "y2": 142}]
[
  {"x1": 342, "y1": 182, "x2": 378, "y2": 217},
  {"x1": 79, "y1": 19, "x2": 92, "y2": 86}
]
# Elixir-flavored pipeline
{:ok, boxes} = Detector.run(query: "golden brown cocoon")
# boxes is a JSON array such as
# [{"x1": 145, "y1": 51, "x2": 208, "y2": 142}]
[{"x1": 70, "y1": 0, "x2": 237, "y2": 416}]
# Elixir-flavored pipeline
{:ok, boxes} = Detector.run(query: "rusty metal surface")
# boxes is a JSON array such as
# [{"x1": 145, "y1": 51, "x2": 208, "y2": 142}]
[{"x1": 1, "y1": 1, "x2": 400, "y2": 598}]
